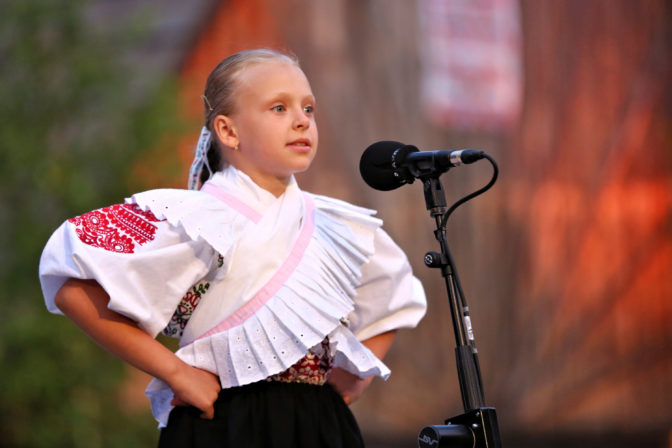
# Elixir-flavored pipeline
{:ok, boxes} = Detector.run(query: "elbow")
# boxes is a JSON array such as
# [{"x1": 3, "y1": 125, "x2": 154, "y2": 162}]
[
  {"x1": 53, "y1": 278, "x2": 100, "y2": 316},
  {"x1": 53, "y1": 280, "x2": 75, "y2": 315}
]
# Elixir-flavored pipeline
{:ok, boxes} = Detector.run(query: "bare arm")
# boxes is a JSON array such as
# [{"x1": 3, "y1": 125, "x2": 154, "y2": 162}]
[
  {"x1": 54, "y1": 278, "x2": 221, "y2": 418},
  {"x1": 327, "y1": 330, "x2": 396, "y2": 404}
]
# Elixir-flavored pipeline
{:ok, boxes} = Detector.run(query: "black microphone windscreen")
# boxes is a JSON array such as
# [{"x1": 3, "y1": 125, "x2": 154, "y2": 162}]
[{"x1": 359, "y1": 141, "x2": 406, "y2": 191}]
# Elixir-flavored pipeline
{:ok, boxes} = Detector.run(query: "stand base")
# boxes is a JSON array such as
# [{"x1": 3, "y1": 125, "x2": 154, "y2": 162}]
[{"x1": 418, "y1": 407, "x2": 502, "y2": 448}]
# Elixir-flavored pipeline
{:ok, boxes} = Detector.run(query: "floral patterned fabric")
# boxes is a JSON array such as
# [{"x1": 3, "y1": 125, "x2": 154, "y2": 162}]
[
  {"x1": 266, "y1": 338, "x2": 333, "y2": 385},
  {"x1": 162, "y1": 282, "x2": 210, "y2": 338}
]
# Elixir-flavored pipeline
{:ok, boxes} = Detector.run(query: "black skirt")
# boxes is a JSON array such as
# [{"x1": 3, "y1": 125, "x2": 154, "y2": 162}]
[{"x1": 157, "y1": 381, "x2": 365, "y2": 448}]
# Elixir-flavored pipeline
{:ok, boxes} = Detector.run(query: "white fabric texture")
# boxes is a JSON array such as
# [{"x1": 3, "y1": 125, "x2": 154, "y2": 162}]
[
  {"x1": 39, "y1": 206, "x2": 215, "y2": 337},
  {"x1": 38, "y1": 166, "x2": 427, "y2": 427}
]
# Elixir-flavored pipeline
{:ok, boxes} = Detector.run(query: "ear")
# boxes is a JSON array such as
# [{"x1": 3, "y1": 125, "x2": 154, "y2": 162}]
[{"x1": 213, "y1": 115, "x2": 239, "y2": 150}]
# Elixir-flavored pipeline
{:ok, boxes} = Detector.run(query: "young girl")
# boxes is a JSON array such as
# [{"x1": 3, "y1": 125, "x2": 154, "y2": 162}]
[{"x1": 39, "y1": 49, "x2": 426, "y2": 447}]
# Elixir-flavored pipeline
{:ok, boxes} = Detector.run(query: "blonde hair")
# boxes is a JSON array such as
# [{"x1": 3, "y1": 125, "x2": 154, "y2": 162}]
[{"x1": 202, "y1": 49, "x2": 299, "y2": 131}]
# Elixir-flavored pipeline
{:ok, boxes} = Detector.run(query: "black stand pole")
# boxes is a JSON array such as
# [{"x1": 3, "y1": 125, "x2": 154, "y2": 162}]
[{"x1": 417, "y1": 171, "x2": 503, "y2": 448}]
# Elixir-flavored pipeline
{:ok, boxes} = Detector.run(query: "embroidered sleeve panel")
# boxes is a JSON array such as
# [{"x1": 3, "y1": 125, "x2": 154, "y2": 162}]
[{"x1": 68, "y1": 203, "x2": 165, "y2": 254}]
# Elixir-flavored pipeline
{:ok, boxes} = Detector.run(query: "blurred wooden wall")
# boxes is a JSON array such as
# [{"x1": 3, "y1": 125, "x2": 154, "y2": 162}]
[
  {"x1": 500, "y1": 0, "x2": 671, "y2": 440},
  {"x1": 176, "y1": 0, "x2": 672, "y2": 446}
]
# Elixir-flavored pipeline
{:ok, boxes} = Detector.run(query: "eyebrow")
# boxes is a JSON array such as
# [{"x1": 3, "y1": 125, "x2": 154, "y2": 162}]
[{"x1": 266, "y1": 92, "x2": 316, "y2": 103}]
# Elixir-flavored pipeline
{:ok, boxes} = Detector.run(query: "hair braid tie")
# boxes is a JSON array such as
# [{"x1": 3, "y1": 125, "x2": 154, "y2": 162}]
[{"x1": 188, "y1": 126, "x2": 213, "y2": 190}]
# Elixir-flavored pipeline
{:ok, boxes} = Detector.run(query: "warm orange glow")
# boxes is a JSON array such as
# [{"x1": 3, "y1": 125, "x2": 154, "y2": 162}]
[{"x1": 176, "y1": 0, "x2": 287, "y2": 185}]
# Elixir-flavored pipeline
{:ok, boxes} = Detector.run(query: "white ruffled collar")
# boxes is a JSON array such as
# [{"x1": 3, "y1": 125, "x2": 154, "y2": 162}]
[{"x1": 206, "y1": 166, "x2": 298, "y2": 214}]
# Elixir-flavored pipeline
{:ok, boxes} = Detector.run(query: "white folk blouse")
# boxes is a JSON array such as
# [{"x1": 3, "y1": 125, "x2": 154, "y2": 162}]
[{"x1": 39, "y1": 166, "x2": 427, "y2": 426}]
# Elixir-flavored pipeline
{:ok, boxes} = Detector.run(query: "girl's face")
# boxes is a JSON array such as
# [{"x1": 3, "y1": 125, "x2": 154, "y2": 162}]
[{"x1": 220, "y1": 59, "x2": 318, "y2": 196}]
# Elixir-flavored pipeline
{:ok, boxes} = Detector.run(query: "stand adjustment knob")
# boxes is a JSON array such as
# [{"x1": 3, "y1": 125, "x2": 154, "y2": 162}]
[{"x1": 424, "y1": 251, "x2": 446, "y2": 268}]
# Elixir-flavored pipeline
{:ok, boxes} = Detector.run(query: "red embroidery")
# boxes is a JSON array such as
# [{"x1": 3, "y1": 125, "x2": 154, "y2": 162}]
[
  {"x1": 267, "y1": 338, "x2": 333, "y2": 385},
  {"x1": 163, "y1": 282, "x2": 210, "y2": 338},
  {"x1": 68, "y1": 203, "x2": 163, "y2": 254}
]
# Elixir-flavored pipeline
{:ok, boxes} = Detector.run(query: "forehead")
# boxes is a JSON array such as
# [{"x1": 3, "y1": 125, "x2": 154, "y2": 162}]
[{"x1": 234, "y1": 60, "x2": 313, "y2": 98}]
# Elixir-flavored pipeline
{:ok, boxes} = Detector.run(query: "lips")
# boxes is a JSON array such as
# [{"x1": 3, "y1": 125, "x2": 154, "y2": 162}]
[{"x1": 287, "y1": 138, "x2": 312, "y2": 151}]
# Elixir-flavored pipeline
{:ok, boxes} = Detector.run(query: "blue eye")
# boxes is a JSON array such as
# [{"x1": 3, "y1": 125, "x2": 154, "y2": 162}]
[
  {"x1": 304, "y1": 105, "x2": 314, "y2": 114},
  {"x1": 271, "y1": 105, "x2": 286, "y2": 112}
]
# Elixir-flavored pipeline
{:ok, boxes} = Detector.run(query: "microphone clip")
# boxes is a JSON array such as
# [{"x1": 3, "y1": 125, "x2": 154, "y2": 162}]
[{"x1": 391, "y1": 144, "x2": 420, "y2": 186}]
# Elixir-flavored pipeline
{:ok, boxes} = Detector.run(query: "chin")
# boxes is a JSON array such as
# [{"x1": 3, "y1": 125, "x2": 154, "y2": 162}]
[{"x1": 291, "y1": 159, "x2": 314, "y2": 174}]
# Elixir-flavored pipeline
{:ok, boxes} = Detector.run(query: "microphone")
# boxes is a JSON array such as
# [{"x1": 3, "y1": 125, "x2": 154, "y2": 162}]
[{"x1": 359, "y1": 141, "x2": 485, "y2": 191}]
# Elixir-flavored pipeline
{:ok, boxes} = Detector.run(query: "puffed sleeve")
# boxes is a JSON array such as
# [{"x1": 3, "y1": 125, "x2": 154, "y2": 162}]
[
  {"x1": 348, "y1": 228, "x2": 427, "y2": 341},
  {"x1": 38, "y1": 203, "x2": 216, "y2": 337}
]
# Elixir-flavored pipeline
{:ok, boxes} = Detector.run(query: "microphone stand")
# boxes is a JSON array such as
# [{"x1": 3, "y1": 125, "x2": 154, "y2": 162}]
[{"x1": 416, "y1": 156, "x2": 503, "y2": 448}]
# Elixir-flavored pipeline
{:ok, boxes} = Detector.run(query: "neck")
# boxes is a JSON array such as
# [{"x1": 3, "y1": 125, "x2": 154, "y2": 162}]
[
  {"x1": 227, "y1": 163, "x2": 290, "y2": 197},
  {"x1": 254, "y1": 177, "x2": 290, "y2": 198}
]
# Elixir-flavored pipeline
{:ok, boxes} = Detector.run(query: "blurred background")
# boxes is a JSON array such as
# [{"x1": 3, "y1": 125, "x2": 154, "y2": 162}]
[{"x1": 1, "y1": 0, "x2": 670, "y2": 447}]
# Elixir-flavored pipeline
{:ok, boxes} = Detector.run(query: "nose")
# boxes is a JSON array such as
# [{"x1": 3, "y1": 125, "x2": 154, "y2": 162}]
[{"x1": 293, "y1": 109, "x2": 311, "y2": 130}]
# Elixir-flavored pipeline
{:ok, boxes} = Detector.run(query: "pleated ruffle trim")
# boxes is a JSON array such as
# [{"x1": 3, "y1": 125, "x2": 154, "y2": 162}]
[{"x1": 129, "y1": 189, "x2": 390, "y2": 427}]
